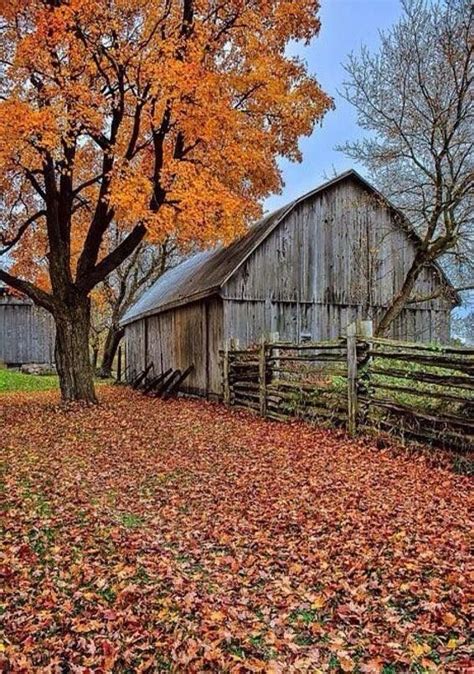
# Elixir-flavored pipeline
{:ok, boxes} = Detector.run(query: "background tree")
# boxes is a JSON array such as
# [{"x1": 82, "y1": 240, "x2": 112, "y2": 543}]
[
  {"x1": 339, "y1": 0, "x2": 473, "y2": 336},
  {"x1": 92, "y1": 236, "x2": 178, "y2": 378},
  {"x1": 0, "y1": 0, "x2": 332, "y2": 402},
  {"x1": 451, "y1": 310, "x2": 474, "y2": 344}
]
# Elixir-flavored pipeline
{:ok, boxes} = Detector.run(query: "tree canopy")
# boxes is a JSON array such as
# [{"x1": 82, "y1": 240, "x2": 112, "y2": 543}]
[{"x1": 0, "y1": 0, "x2": 331, "y2": 400}]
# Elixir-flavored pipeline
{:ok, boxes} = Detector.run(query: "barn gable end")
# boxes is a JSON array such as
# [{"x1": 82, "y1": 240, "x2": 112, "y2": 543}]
[{"x1": 221, "y1": 175, "x2": 453, "y2": 344}]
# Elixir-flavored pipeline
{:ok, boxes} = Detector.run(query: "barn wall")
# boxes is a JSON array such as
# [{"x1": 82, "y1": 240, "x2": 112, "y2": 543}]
[
  {"x1": 206, "y1": 298, "x2": 224, "y2": 396},
  {"x1": 0, "y1": 301, "x2": 55, "y2": 365},
  {"x1": 222, "y1": 177, "x2": 452, "y2": 343},
  {"x1": 148, "y1": 302, "x2": 208, "y2": 394},
  {"x1": 222, "y1": 299, "x2": 450, "y2": 347},
  {"x1": 126, "y1": 298, "x2": 224, "y2": 396},
  {"x1": 125, "y1": 320, "x2": 146, "y2": 378}
]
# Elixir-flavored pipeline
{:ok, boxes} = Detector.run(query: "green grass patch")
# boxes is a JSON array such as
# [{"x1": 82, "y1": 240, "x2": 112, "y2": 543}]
[
  {"x1": 119, "y1": 512, "x2": 144, "y2": 529},
  {"x1": 288, "y1": 607, "x2": 318, "y2": 625},
  {"x1": 0, "y1": 369, "x2": 59, "y2": 393},
  {"x1": 0, "y1": 369, "x2": 116, "y2": 394}
]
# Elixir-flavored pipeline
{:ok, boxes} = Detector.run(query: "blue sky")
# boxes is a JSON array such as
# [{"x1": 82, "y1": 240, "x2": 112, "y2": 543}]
[{"x1": 265, "y1": 0, "x2": 403, "y2": 211}]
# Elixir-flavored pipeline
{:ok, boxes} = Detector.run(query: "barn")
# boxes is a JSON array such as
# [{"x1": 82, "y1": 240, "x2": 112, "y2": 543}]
[
  {"x1": 121, "y1": 170, "x2": 457, "y2": 397},
  {"x1": 0, "y1": 286, "x2": 55, "y2": 367}
]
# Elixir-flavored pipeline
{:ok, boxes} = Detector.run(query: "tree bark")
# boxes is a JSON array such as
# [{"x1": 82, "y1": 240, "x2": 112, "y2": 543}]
[
  {"x1": 54, "y1": 295, "x2": 97, "y2": 403},
  {"x1": 91, "y1": 346, "x2": 99, "y2": 372},
  {"x1": 98, "y1": 325, "x2": 124, "y2": 378}
]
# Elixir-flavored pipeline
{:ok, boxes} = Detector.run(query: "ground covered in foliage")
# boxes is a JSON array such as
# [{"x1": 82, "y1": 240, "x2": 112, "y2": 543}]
[{"x1": 1, "y1": 388, "x2": 472, "y2": 673}]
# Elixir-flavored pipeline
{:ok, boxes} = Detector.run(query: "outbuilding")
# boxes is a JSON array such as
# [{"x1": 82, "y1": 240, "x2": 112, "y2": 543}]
[
  {"x1": 121, "y1": 171, "x2": 457, "y2": 397},
  {"x1": 0, "y1": 286, "x2": 55, "y2": 367}
]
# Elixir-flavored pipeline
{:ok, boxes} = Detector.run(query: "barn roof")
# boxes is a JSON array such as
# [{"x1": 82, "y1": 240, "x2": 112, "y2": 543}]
[
  {"x1": 120, "y1": 203, "x2": 290, "y2": 325},
  {"x1": 0, "y1": 284, "x2": 32, "y2": 305},
  {"x1": 121, "y1": 170, "x2": 458, "y2": 326}
]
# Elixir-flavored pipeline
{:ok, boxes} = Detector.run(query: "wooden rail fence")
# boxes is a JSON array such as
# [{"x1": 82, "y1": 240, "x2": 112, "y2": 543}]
[{"x1": 221, "y1": 327, "x2": 474, "y2": 451}]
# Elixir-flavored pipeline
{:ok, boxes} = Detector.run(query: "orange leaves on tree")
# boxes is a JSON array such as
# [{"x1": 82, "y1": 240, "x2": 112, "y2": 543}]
[
  {"x1": 0, "y1": 0, "x2": 332, "y2": 273},
  {"x1": 0, "y1": 0, "x2": 333, "y2": 401}
]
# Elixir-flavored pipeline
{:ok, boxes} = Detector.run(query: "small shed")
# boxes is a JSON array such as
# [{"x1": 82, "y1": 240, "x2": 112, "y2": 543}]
[
  {"x1": 121, "y1": 170, "x2": 457, "y2": 397},
  {"x1": 0, "y1": 286, "x2": 55, "y2": 366}
]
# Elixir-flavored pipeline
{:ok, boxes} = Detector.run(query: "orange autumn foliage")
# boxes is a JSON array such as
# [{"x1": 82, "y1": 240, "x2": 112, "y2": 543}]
[
  {"x1": 0, "y1": 0, "x2": 332, "y2": 401},
  {"x1": 0, "y1": 0, "x2": 331, "y2": 272}
]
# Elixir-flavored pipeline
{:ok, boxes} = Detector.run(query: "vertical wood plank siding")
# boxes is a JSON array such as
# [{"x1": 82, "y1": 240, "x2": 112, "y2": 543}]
[
  {"x1": 0, "y1": 300, "x2": 55, "y2": 365},
  {"x1": 222, "y1": 178, "x2": 451, "y2": 347},
  {"x1": 126, "y1": 298, "x2": 224, "y2": 396}
]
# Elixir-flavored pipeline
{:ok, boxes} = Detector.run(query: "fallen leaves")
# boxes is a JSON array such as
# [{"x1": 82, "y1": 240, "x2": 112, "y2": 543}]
[
  {"x1": 441, "y1": 611, "x2": 457, "y2": 627},
  {"x1": 0, "y1": 387, "x2": 472, "y2": 672}
]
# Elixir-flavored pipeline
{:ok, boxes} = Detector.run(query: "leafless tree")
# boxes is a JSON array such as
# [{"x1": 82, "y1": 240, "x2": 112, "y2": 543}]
[
  {"x1": 93, "y1": 236, "x2": 178, "y2": 378},
  {"x1": 339, "y1": 0, "x2": 473, "y2": 336}
]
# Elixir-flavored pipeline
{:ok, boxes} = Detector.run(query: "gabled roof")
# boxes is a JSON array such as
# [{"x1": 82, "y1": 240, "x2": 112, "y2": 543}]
[
  {"x1": 0, "y1": 284, "x2": 31, "y2": 305},
  {"x1": 120, "y1": 203, "x2": 290, "y2": 325},
  {"x1": 121, "y1": 170, "x2": 457, "y2": 326}
]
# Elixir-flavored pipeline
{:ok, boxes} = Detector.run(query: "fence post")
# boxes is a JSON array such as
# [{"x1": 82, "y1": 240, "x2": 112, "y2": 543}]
[
  {"x1": 346, "y1": 321, "x2": 358, "y2": 436},
  {"x1": 360, "y1": 320, "x2": 374, "y2": 339},
  {"x1": 259, "y1": 334, "x2": 267, "y2": 417},
  {"x1": 269, "y1": 331, "x2": 280, "y2": 382},
  {"x1": 223, "y1": 339, "x2": 231, "y2": 405}
]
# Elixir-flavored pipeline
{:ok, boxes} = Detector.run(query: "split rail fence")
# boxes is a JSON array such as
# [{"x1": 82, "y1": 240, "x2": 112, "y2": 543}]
[{"x1": 221, "y1": 328, "x2": 473, "y2": 451}]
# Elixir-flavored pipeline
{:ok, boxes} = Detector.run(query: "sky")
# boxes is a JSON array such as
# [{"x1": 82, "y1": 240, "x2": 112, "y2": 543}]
[{"x1": 265, "y1": 0, "x2": 403, "y2": 212}]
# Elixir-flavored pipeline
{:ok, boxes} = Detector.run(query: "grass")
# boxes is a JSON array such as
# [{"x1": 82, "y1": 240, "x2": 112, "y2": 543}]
[
  {"x1": 0, "y1": 368, "x2": 115, "y2": 394},
  {"x1": 0, "y1": 368, "x2": 59, "y2": 393}
]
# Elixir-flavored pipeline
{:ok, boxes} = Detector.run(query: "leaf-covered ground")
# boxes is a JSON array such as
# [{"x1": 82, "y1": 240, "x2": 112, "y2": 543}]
[{"x1": 1, "y1": 388, "x2": 472, "y2": 673}]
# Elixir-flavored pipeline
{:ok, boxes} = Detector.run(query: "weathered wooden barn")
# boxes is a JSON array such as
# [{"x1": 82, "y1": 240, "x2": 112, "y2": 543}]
[
  {"x1": 0, "y1": 286, "x2": 55, "y2": 366},
  {"x1": 121, "y1": 171, "x2": 457, "y2": 397}
]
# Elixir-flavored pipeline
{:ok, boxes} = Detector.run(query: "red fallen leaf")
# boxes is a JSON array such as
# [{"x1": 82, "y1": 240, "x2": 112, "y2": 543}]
[
  {"x1": 0, "y1": 565, "x2": 14, "y2": 578},
  {"x1": 17, "y1": 544, "x2": 36, "y2": 562},
  {"x1": 102, "y1": 609, "x2": 118, "y2": 621},
  {"x1": 101, "y1": 640, "x2": 118, "y2": 669}
]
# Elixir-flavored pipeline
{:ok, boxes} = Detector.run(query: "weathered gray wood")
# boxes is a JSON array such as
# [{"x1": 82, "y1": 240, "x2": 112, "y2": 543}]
[
  {"x1": 368, "y1": 336, "x2": 474, "y2": 354},
  {"x1": 346, "y1": 322, "x2": 358, "y2": 436},
  {"x1": 367, "y1": 350, "x2": 473, "y2": 374},
  {"x1": 117, "y1": 346, "x2": 122, "y2": 382},
  {"x1": 369, "y1": 366, "x2": 473, "y2": 390},
  {"x1": 0, "y1": 296, "x2": 55, "y2": 365},
  {"x1": 162, "y1": 365, "x2": 194, "y2": 399},
  {"x1": 258, "y1": 335, "x2": 267, "y2": 417},
  {"x1": 359, "y1": 396, "x2": 473, "y2": 431},
  {"x1": 123, "y1": 174, "x2": 455, "y2": 398},
  {"x1": 223, "y1": 339, "x2": 231, "y2": 405},
  {"x1": 223, "y1": 332, "x2": 472, "y2": 452},
  {"x1": 222, "y1": 176, "x2": 452, "y2": 345},
  {"x1": 131, "y1": 362, "x2": 154, "y2": 389},
  {"x1": 143, "y1": 369, "x2": 172, "y2": 394}
]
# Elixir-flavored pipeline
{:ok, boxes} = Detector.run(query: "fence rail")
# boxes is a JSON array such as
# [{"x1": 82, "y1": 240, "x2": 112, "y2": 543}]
[{"x1": 221, "y1": 329, "x2": 474, "y2": 452}]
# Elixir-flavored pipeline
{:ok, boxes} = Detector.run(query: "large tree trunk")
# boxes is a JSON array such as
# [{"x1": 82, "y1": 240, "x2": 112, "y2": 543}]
[
  {"x1": 98, "y1": 325, "x2": 124, "y2": 378},
  {"x1": 375, "y1": 254, "x2": 424, "y2": 336},
  {"x1": 54, "y1": 295, "x2": 97, "y2": 403}
]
